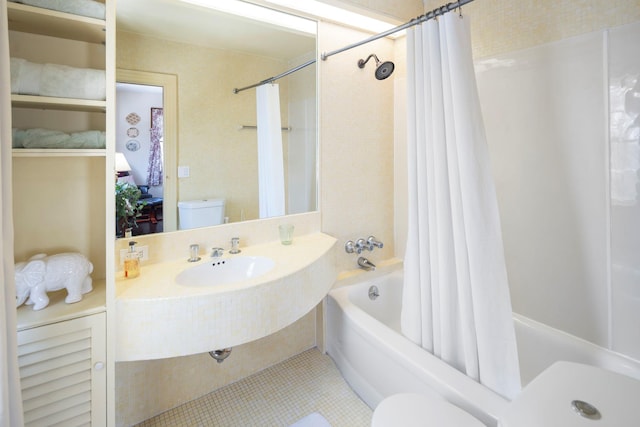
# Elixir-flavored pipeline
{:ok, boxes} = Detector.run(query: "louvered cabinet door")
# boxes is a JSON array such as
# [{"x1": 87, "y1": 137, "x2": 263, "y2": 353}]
[{"x1": 17, "y1": 313, "x2": 107, "y2": 427}]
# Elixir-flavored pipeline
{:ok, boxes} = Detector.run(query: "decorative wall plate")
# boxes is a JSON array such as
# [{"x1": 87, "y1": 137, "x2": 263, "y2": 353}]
[
  {"x1": 126, "y1": 140, "x2": 140, "y2": 152},
  {"x1": 126, "y1": 112, "x2": 141, "y2": 125},
  {"x1": 127, "y1": 127, "x2": 139, "y2": 137}
]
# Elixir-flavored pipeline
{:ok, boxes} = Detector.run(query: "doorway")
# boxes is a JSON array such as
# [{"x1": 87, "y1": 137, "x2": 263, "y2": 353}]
[{"x1": 116, "y1": 69, "x2": 178, "y2": 232}]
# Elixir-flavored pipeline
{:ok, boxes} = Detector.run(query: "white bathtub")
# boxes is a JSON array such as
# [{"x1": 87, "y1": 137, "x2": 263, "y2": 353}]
[{"x1": 325, "y1": 268, "x2": 640, "y2": 426}]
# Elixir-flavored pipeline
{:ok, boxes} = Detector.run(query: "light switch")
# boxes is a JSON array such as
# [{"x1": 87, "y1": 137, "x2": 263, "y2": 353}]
[{"x1": 178, "y1": 166, "x2": 190, "y2": 178}]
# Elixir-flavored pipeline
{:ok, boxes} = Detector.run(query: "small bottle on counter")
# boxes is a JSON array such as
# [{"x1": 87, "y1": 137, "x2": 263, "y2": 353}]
[{"x1": 124, "y1": 240, "x2": 140, "y2": 278}]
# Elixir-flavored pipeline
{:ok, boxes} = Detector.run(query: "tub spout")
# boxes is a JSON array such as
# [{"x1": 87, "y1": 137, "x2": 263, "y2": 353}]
[{"x1": 357, "y1": 257, "x2": 376, "y2": 271}]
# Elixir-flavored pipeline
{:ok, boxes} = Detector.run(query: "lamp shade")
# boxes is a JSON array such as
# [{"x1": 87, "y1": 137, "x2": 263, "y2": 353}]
[{"x1": 115, "y1": 152, "x2": 132, "y2": 172}]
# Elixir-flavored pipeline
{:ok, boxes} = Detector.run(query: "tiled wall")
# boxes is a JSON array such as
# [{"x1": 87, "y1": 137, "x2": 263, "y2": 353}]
[{"x1": 319, "y1": 21, "x2": 397, "y2": 274}]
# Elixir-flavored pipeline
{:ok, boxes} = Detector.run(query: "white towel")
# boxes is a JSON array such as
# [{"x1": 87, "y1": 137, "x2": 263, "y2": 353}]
[
  {"x1": 40, "y1": 63, "x2": 105, "y2": 100},
  {"x1": 13, "y1": 128, "x2": 106, "y2": 149},
  {"x1": 10, "y1": 57, "x2": 105, "y2": 100},
  {"x1": 256, "y1": 83, "x2": 285, "y2": 218},
  {"x1": 289, "y1": 412, "x2": 331, "y2": 427},
  {"x1": 10, "y1": 57, "x2": 42, "y2": 95}
]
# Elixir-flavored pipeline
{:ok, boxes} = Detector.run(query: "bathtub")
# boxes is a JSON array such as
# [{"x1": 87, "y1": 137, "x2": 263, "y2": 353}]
[{"x1": 325, "y1": 267, "x2": 640, "y2": 426}]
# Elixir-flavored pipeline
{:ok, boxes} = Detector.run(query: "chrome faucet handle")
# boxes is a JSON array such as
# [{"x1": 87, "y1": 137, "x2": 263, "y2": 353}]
[
  {"x1": 211, "y1": 247, "x2": 224, "y2": 258},
  {"x1": 355, "y1": 238, "x2": 372, "y2": 253},
  {"x1": 367, "y1": 236, "x2": 384, "y2": 249},
  {"x1": 345, "y1": 240, "x2": 356, "y2": 254},
  {"x1": 229, "y1": 237, "x2": 241, "y2": 254}
]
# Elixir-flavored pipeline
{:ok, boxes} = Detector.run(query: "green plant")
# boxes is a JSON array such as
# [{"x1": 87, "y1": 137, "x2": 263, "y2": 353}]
[{"x1": 115, "y1": 182, "x2": 145, "y2": 234}]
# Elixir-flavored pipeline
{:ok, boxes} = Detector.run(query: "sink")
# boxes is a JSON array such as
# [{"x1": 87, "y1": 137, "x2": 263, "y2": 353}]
[
  {"x1": 116, "y1": 233, "x2": 339, "y2": 361},
  {"x1": 176, "y1": 256, "x2": 275, "y2": 287}
]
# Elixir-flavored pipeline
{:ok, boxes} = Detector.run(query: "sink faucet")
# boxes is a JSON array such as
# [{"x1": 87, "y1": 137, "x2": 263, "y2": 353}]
[
  {"x1": 229, "y1": 237, "x2": 241, "y2": 254},
  {"x1": 211, "y1": 247, "x2": 224, "y2": 258},
  {"x1": 357, "y1": 257, "x2": 376, "y2": 271}
]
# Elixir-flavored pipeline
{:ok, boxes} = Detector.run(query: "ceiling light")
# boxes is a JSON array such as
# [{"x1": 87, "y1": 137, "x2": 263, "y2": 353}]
[
  {"x1": 179, "y1": 0, "x2": 316, "y2": 35},
  {"x1": 263, "y1": 0, "x2": 402, "y2": 37}
]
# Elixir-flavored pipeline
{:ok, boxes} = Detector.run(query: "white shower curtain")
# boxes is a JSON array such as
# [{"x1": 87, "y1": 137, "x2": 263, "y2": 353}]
[
  {"x1": 401, "y1": 13, "x2": 521, "y2": 399},
  {"x1": 0, "y1": 1, "x2": 24, "y2": 424},
  {"x1": 256, "y1": 83, "x2": 285, "y2": 218}
]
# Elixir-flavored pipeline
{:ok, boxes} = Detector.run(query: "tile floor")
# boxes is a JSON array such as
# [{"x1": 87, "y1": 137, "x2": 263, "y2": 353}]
[{"x1": 136, "y1": 348, "x2": 373, "y2": 427}]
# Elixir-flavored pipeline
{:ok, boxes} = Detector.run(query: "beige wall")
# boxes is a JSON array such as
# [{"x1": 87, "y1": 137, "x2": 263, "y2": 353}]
[
  {"x1": 424, "y1": 0, "x2": 640, "y2": 58},
  {"x1": 116, "y1": 31, "x2": 292, "y2": 223},
  {"x1": 319, "y1": 21, "x2": 397, "y2": 273}
]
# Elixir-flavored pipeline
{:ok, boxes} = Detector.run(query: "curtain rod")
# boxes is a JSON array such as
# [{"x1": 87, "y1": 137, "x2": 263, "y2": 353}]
[
  {"x1": 321, "y1": 0, "x2": 475, "y2": 60},
  {"x1": 233, "y1": 59, "x2": 316, "y2": 94},
  {"x1": 232, "y1": 0, "x2": 474, "y2": 94}
]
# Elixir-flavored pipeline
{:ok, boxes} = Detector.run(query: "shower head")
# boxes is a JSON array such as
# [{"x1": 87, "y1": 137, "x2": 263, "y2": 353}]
[{"x1": 358, "y1": 54, "x2": 395, "y2": 80}]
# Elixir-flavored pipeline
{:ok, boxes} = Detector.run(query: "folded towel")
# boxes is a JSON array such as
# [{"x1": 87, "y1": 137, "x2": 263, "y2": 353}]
[
  {"x1": 41, "y1": 63, "x2": 105, "y2": 100},
  {"x1": 10, "y1": 0, "x2": 105, "y2": 20},
  {"x1": 13, "y1": 128, "x2": 106, "y2": 149},
  {"x1": 11, "y1": 57, "x2": 106, "y2": 100},
  {"x1": 10, "y1": 57, "x2": 42, "y2": 95}
]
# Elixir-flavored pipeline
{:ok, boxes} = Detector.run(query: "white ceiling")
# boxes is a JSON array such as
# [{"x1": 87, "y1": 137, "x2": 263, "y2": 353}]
[{"x1": 116, "y1": 0, "x2": 317, "y2": 61}]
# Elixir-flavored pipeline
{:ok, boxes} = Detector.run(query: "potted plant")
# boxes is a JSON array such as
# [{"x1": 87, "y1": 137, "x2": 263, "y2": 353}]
[{"x1": 115, "y1": 182, "x2": 145, "y2": 237}]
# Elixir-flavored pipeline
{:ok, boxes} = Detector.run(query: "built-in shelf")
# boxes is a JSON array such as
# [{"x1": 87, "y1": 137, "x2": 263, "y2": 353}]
[
  {"x1": 16, "y1": 279, "x2": 106, "y2": 331},
  {"x1": 11, "y1": 94, "x2": 106, "y2": 112},
  {"x1": 13, "y1": 148, "x2": 106, "y2": 157},
  {"x1": 7, "y1": 2, "x2": 106, "y2": 44}
]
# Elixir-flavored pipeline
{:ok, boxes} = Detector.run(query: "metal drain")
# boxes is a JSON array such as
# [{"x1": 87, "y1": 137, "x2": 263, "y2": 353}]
[{"x1": 571, "y1": 400, "x2": 601, "y2": 420}]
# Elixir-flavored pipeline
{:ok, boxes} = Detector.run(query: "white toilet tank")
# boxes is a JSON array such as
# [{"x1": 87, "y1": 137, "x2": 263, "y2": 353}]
[{"x1": 178, "y1": 199, "x2": 225, "y2": 230}]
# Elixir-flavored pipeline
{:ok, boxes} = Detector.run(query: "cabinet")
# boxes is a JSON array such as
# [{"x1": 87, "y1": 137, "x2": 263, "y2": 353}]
[
  {"x1": 8, "y1": 0, "x2": 114, "y2": 425},
  {"x1": 17, "y1": 313, "x2": 107, "y2": 427}
]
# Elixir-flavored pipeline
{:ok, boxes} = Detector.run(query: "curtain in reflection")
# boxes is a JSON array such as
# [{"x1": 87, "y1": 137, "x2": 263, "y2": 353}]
[
  {"x1": 256, "y1": 83, "x2": 285, "y2": 218},
  {"x1": 401, "y1": 13, "x2": 520, "y2": 399},
  {"x1": 0, "y1": 1, "x2": 25, "y2": 424},
  {"x1": 147, "y1": 107, "x2": 163, "y2": 186}
]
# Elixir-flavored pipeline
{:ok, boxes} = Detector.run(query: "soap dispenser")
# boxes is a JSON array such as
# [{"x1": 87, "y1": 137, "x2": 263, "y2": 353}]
[{"x1": 124, "y1": 240, "x2": 140, "y2": 278}]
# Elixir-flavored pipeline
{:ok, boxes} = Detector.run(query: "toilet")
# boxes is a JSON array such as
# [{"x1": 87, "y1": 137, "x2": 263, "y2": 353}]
[
  {"x1": 372, "y1": 361, "x2": 640, "y2": 426},
  {"x1": 372, "y1": 393, "x2": 484, "y2": 427},
  {"x1": 177, "y1": 199, "x2": 225, "y2": 230}
]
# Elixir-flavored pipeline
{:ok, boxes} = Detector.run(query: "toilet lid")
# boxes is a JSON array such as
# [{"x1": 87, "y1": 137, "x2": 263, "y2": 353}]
[
  {"x1": 498, "y1": 361, "x2": 640, "y2": 427},
  {"x1": 372, "y1": 393, "x2": 485, "y2": 427}
]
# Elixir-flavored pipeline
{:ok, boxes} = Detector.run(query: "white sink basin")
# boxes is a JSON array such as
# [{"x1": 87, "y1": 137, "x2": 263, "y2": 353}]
[{"x1": 176, "y1": 256, "x2": 275, "y2": 287}]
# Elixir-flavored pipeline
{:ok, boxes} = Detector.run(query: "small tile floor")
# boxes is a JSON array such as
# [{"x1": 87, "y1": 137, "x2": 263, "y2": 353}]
[{"x1": 136, "y1": 348, "x2": 373, "y2": 427}]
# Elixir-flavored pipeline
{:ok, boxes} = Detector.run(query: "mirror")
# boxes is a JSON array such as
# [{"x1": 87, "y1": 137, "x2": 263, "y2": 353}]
[{"x1": 115, "y1": 0, "x2": 318, "y2": 236}]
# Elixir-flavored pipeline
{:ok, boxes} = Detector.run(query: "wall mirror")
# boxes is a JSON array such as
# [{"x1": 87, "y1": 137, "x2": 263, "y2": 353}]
[{"x1": 115, "y1": 0, "x2": 318, "y2": 237}]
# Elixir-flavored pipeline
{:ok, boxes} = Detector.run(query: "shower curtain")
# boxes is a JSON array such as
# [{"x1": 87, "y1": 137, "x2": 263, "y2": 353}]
[
  {"x1": 0, "y1": 1, "x2": 24, "y2": 424},
  {"x1": 401, "y1": 13, "x2": 521, "y2": 399},
  {"x1": 256, "y1": 83, "x2": 285, "y2": 218},
  {"x1": 147, "y1": 107, "x2": 163, "y2": 187}
]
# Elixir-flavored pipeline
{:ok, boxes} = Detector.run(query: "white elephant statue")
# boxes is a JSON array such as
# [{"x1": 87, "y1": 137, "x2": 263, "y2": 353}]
[{"x1": 15, "y1": 253, "x2": 94, "y2": 311}]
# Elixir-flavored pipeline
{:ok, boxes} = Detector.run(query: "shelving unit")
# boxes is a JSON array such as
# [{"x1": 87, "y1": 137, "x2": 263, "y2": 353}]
[
  {"x1": 7, "y1": 1, "x2": 106, "y2": 44},
  {"x1": 8, "y1": 1, "x2": 113, "y2": 425},
  {"x1": 11, "y1": 94, "x2": 107, "y2": 112},
  {"x1": 12, "y1": 148, "x2": 106, "y2": 157}
]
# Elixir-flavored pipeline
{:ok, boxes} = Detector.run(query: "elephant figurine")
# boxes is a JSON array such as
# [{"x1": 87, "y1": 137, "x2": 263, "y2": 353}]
[{"x1": 15, "y1": 252, "x2": 94, "y2": 311}]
